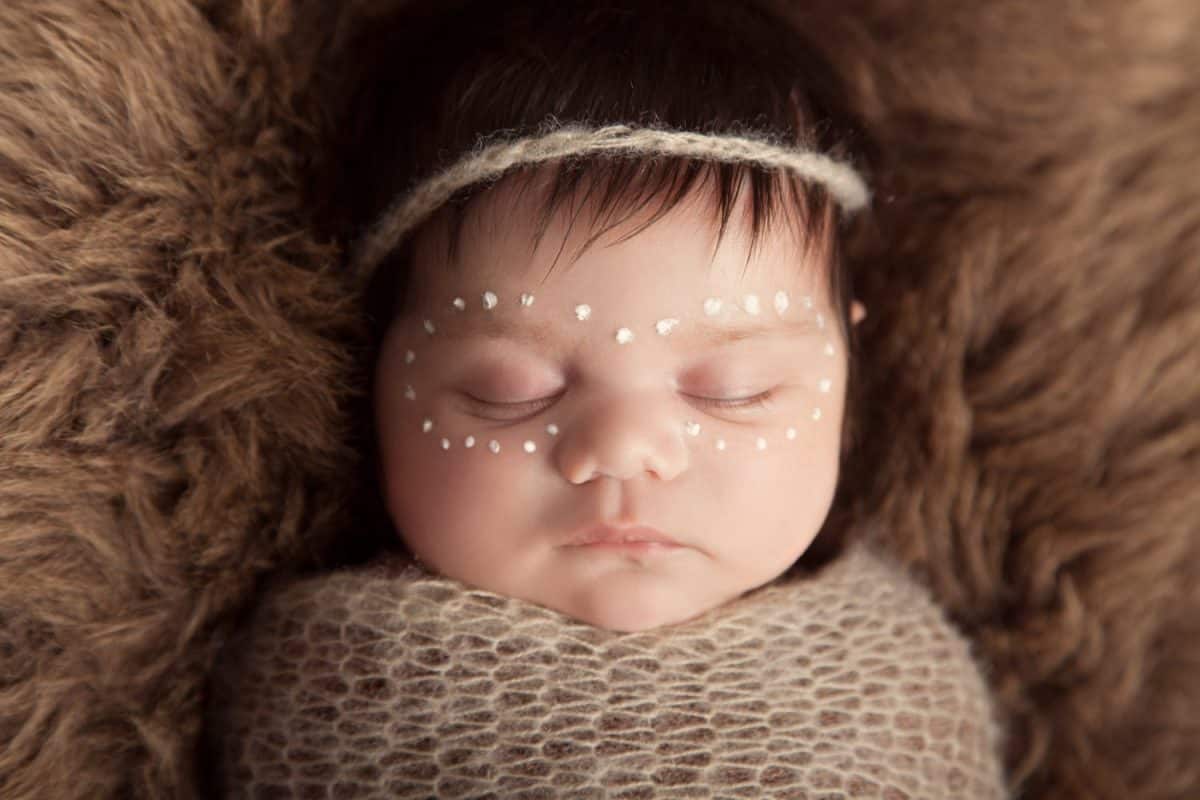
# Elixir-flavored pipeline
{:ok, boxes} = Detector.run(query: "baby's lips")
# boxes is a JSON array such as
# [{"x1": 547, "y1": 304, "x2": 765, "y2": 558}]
[{"x1": 565, "y1": 523, "x2": 683, "y2": 548}]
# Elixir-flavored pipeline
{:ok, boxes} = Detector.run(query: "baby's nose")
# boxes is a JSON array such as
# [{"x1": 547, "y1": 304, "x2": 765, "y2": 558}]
[{"x1": 553, "y1": 392, "x2": 689, "y2": 484}]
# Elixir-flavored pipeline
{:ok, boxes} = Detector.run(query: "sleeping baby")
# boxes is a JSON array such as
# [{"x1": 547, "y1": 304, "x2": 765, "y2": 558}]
[
  {"x1": 353, "y1": 0, "x2": 873, "y2": 635},
  {"x1": 369, "y1": 165, "x2": 866, "y2": 634},
  {"x1": 202, "y1": 0, "x2": 1010, "y2": 795}
]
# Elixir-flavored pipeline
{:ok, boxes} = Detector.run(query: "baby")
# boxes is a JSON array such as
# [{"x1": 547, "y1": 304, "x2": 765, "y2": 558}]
[
  {"x1": 202, "y1": 3, "x2": 1012, "y2": 793},
  {"x1": 347, "y1": 0, "x2": 871, "y2": 634}
]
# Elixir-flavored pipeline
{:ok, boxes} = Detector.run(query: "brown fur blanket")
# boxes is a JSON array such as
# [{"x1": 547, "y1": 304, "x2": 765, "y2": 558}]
[{"x1": 1, "y1": 1, "x2": 1197, "y2": 798}]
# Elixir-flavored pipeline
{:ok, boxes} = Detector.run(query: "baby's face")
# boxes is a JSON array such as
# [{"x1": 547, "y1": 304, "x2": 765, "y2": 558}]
[{"x1": 374, "y1": 181, "x2": 860, "y2": 632}]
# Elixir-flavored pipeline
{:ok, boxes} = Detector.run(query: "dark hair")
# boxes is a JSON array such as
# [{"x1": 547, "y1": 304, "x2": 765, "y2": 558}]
[{"x1": 317, "y1": 0, "x2": 872, "y2": 570}]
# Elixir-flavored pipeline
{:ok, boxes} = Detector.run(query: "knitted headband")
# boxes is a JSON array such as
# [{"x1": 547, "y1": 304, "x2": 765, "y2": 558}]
[{"x1": 349, "y1": 123, "x2": 871, "y2": 290}]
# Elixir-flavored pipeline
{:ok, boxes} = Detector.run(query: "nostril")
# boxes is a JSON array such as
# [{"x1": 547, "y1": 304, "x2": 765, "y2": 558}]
[
  {"x1": 566, "y1": 458, "x2": 596, "y2": 485},
  {"x1": 649, "y1": 455, "x2": 685, "y2": 481}
]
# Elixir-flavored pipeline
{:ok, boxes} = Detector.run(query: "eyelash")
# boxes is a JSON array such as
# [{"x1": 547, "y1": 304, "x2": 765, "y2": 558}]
[
  {"x1": 462, "y1": 393, "x2": 560, "y2": 422},
  {"x1": 463, "y1": 389, "x2": 775, "y2": 422},
  {"x1": 683, "y1": 390, "x2": 775, "y2": 412}
]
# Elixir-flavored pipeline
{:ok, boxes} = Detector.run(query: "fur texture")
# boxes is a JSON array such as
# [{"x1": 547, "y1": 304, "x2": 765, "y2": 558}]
[{"x1": 0, "y1": 1, "x2": 1197, "y2": 798}]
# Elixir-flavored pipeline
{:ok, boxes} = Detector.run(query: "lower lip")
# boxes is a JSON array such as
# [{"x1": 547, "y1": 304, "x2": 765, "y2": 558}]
[{"x1": 569, "y1": 541, "x2": 682, "y2": 553}]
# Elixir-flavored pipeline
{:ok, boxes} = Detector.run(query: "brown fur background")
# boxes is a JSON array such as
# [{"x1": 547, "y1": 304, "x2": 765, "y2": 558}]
[{"x1": 1, "y1": 1, "x2": 1197, "y2": 798}]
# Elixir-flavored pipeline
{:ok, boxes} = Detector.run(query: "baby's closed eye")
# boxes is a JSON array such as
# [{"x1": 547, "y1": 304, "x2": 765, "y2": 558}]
[{"x1": 454, "y1": 378, "x2": 788, "y2": 424}]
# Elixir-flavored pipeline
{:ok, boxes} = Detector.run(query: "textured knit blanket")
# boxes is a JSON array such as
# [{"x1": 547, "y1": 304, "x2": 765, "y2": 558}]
[{"x1": 203, "y1": 542, "x2": 1008, "y2": 798}]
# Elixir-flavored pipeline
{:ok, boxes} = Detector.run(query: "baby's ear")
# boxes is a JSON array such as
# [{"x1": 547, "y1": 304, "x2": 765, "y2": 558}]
[{"x1": 851, "y1": 300, "x2": 867, "y2": 325}]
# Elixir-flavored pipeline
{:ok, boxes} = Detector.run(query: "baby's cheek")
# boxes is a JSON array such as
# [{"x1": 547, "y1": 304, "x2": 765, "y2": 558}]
[{"x1": 381, "y1": 432, "x2": 534, "y2": 559}]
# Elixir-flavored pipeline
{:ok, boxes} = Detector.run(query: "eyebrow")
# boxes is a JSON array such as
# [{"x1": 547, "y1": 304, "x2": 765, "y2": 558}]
[{"x1": 432, "y1": 313, "x2": 822, "y2": 349}]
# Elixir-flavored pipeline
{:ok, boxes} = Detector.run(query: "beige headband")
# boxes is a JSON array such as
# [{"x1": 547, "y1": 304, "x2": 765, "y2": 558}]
[{"x1": 349, "y1": 123, "x2": 871, "y2": 289}]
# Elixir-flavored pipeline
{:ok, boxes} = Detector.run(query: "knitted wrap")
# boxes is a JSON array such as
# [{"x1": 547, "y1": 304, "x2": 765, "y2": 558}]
[{"x1": 203, "y1": 541, "x2": 1007, "y2": 798}]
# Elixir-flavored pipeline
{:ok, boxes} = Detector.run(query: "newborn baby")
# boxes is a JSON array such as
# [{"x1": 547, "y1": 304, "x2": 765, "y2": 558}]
[
  {"x1": 323, "y1": 0, "x2": 878, "y2": 635},
  {"x1": 201, "y1": 4, "x2": 1010, "y2": 795},
  {"x1": 372, "y1": 170, "x2": 867, "y2": 633}
]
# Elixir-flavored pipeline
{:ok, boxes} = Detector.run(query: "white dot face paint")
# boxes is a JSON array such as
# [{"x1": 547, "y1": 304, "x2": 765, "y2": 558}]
[
  {"x1": 397, "y1": 288, "x2": 842, "y2": 466},
  {"x1": 774, "y1": 291, "x2": 789, "y2": 316}
]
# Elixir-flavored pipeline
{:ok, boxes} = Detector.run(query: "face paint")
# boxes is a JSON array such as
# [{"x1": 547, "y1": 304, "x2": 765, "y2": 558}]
[{"x1": 402, "y1": 287, "x2": 844, "y2": 465}]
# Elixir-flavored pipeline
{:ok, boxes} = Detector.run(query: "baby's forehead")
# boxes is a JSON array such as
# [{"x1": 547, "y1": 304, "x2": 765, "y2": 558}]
[
  {"x1": 406, "y1": 244, "x2": 828, "y2": 358},
  {"x1": 417, "y1": 289, "x2": 825, "y2": 351},
  {"x1": 410, "y1": 192, "x2": 831, "y2": 317}
]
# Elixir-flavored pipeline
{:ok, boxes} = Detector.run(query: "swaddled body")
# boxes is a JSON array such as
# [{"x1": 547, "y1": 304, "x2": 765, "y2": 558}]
[{"x1": 204, "y1": 539, "x2": 1006, "y2": 798}]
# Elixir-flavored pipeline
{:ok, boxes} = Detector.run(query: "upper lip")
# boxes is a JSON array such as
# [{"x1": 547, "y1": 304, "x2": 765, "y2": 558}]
[{"x1": 568, "y1": 524, "x2": 682, "y2": 547}]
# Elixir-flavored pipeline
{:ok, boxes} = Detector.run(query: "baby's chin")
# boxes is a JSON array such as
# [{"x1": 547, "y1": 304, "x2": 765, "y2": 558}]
[{"x1": 548, "y1": 573, "x2": 732, "y2": 633}]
